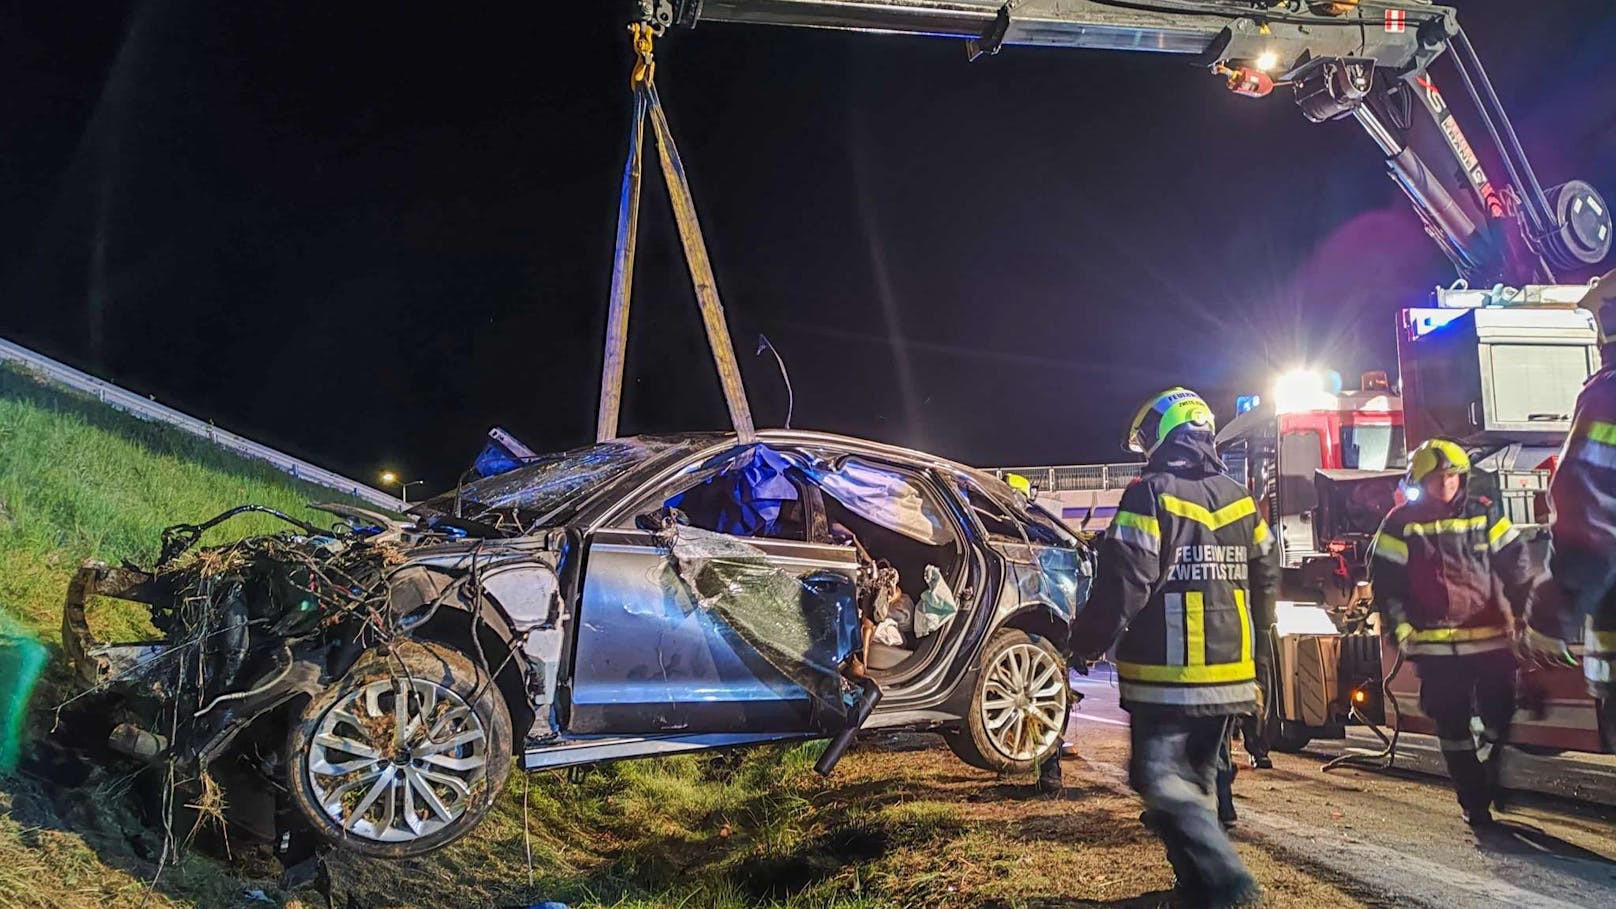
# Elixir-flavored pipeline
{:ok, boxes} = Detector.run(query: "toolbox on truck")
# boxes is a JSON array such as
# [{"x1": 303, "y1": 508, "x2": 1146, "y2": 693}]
[{"x1": 1398, "y1": 306, "x2": 1598, "y2": 446}]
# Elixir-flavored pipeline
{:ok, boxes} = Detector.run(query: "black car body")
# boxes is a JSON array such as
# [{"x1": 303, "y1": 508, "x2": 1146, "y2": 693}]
[{"x1": 63, "y1": 431, "x2": 1091, "y2": 857}]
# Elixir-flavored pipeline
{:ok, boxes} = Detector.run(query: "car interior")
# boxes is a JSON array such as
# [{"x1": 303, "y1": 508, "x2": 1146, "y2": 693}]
[{"x1": 654, "y1": 446, "x2": 969, "y2": 676}]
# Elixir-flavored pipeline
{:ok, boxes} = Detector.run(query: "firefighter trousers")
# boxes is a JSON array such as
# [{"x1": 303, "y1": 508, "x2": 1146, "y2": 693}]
[
  {"x1": 1414, "y1": 649, "x2": 1516, "y2": 817},
  {"x1": 1215, "y1": 728, "x2": 1238, "y2": 826},
  {"x1": 1237, "y1": 661, "x2": 1273, "y2": 761},
  {"x1": 1130, "y1": 714, "x2": 1256, "y2": 902}
]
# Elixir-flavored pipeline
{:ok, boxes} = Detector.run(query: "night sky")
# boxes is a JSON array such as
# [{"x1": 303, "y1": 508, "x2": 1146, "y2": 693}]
[{"x1": 3, "y1": 2, "x2": 1614, "y2": 491}]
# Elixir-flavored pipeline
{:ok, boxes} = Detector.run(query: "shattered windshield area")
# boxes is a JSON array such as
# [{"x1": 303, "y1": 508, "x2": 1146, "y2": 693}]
[{"x1": 424, "y1": 437, "x2": 695, "y2": 525}]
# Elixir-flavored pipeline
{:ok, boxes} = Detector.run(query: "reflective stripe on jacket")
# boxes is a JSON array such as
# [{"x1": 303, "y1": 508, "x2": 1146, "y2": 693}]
[
  {"x1": 1071, "y1": 430, "x2": 1279, "y2": 716},
  {"x1": 1372, "y1": 494, "x2": 1533, "y2": 658},
  {"x1": 1531, "y1": 367, "x2": 1616, "y2": 696}
]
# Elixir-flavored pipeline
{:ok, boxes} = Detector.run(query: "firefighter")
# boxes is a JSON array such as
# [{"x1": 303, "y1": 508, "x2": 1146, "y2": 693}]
[
  {"x1": 1525, "y1": 269, "x2": 1616, "y2": 752},
  {"x1": 1371, "y1": 438, "x2": 1536, "y2": 826},
  {"x1": 1005, "y1": 472, "x2": 1033, "y2": 498},
  {"x1": 1070, "y1": 387, "x2": 1277, "y2": 908}
]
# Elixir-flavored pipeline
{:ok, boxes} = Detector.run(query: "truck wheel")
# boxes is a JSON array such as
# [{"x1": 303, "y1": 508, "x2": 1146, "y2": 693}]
[
  {"x1": 286, "y1": 640, "x2": 512, "y2": 858},
  {"x1": 943, "y1": 629, "x2": 1069, "y2": 774}
]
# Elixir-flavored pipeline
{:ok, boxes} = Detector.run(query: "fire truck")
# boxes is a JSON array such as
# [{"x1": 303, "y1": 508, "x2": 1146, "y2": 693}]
[
  {"x1": 650, "y1": 2, "x2": 1614, "y2": 754},
  {"x1": 1212, "y1": 281, "x2": 1606, "y2": 754}
]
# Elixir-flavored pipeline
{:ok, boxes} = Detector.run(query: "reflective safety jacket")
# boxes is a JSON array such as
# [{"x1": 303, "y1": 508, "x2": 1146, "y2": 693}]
[
  {"x1": 1071, "y1": 430, "x2": 1279, "y2": 716},
  {"x1": 1371, "y1": 493, "x2": 1533, "y2": 657},
  {"x1": 1529, "y1": 367, "x2": 1616, "y2": 696}
]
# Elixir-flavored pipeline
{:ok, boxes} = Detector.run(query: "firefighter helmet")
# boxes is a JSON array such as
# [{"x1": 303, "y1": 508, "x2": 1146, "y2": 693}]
[
  {"x1": 1406, "y1": 438, "x2": 1471, "y2": 485},
  {"x1": 1004, "y1": 473, "x2": 1031, "y2": 496},
  {"x1": 1125, "y1": 387, "x2": 1216, "y2": 456},
  {"x1": 1581, "y1": 267, "x2": 1616, "y2": 346}
]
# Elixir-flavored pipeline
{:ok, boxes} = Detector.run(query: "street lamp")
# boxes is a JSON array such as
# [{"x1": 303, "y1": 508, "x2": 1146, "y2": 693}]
[{"x1": 379, "y1": 471, "x2": 425, "y2": 506}]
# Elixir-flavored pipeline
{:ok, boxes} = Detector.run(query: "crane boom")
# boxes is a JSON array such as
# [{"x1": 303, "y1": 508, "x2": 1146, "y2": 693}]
[
  {"x1": 647, "y1": 0, "x2": 1611, "y2": 286},
  {"x1": 676, "y1": 0, "x2": 1440, "y2": 69}
]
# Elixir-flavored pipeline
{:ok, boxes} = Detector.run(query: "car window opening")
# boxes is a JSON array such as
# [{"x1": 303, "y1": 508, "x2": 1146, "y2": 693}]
[
  {"x1": 658, "y1": 446, "x2": 966, "y2": 677},
  {"x1": 821, "y1": 492, "x2": 965, "y2": 673},
  {"x1": 666, "y1": 456, "x2": 811, "y2": 541}
]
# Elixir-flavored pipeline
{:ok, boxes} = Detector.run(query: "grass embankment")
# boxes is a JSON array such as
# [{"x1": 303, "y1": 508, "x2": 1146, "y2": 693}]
[{"x1": 0, "y1": 361, "x2": 992, "y2": 909}]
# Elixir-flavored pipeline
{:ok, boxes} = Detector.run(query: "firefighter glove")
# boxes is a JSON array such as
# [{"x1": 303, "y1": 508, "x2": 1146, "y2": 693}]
[
  {"x1": 1519, "y1": 627, "x2": 1578, "y2": 669},
  {"x1": 1393, "y1": 622, "x2": 1414, "y2": 651}
]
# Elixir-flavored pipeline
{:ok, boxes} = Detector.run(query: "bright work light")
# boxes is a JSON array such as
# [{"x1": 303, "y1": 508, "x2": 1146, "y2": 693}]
[{"x1": 1273, "y1": 369, "x2": 1332, "y2": 413}]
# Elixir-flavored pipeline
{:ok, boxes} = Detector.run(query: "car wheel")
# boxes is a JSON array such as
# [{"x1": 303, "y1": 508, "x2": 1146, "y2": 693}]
[
  {"x1": 944, "y1": 628, "x2": 1069, "y2": 774},
  {"x1": 285, "y1": 640, "x2": 512, "y2": 858}
]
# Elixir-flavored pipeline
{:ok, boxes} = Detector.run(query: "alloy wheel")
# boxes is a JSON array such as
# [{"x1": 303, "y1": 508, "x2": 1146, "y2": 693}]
[
  {"x1": 980, "y1": 641, "x2": 1066, "y2": 762},
  {"x1": 305, "y1": 676, "x2": 488, "y2": 843}
]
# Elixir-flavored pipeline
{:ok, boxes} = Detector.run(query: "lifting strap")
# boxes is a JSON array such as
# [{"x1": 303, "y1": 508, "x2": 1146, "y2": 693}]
[{"x1": 597, "y1": 22, "x2": 756, "y2": 443}]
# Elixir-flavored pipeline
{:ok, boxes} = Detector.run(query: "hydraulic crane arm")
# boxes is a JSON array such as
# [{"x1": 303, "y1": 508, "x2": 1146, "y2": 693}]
[
  {"x1": 671, "y1": 0, "x2": 1437, "y2": 68},
  {"x1": 647, "y1": 0, "x2": 1612, "y2": 286}
]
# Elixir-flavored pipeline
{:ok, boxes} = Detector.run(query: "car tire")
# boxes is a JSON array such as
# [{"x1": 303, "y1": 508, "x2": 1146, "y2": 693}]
[
  {"x1": 285, "y1": 640, "x2": 512, "y2": 858},
  {"x1": 944, "y1": 628, "x2": 1069, "y2": 774}
]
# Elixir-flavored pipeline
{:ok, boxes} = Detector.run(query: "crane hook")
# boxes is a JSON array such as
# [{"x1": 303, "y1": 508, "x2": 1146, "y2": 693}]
[{"x1": 629, "y1": 21, "x2": 657, "y2": 89}]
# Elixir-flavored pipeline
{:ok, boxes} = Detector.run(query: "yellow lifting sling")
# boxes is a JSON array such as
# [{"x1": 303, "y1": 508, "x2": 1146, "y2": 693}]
[{"x1": 596, "y1": 22, "x2": 755, "y2": 443}]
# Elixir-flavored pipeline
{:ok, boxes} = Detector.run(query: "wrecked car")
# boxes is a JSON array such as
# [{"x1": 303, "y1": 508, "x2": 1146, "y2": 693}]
[{"x1": 62, "y1": 431, "x2": 1091, "y2": 858}]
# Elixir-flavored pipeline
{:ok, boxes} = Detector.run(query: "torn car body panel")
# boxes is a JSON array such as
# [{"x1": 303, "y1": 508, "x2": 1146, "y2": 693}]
[
  {"x1": 62, "y1": 562, "x2": 166, "y2": 691},
  {"x1": 569, "y1": 526, "x2": 860, "y2": 736}
]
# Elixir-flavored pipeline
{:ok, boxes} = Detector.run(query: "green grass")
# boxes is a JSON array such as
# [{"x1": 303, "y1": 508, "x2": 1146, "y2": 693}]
[
  {"x1": 0, "y1": 360, "x2": 981, "y2": 909},
  {"x1": 0, "y1": 362, "x2": 356, "y2": 640}
]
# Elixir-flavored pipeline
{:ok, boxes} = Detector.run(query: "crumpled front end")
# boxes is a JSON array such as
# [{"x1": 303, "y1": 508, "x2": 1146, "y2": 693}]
[{"x1": 59, "y1": 504, "x2": 504, "y2": 771}]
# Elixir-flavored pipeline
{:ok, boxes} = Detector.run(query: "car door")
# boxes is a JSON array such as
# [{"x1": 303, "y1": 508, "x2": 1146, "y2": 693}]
[{"x1": 565, "y1": 445, "x2": 864, "y2": 738}]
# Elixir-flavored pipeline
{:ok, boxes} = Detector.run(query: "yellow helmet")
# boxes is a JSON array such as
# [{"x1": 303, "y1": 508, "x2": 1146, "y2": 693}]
[
  {"x1": 1406, "y1": 438, "x2": 1470, "y2": 485},
  {"x1": 1125, "y1": 387, "x2": 1216, "y2": 456},
  {"x1": 1005, "y1": 473, "x2": 1031, "y2": 496}
]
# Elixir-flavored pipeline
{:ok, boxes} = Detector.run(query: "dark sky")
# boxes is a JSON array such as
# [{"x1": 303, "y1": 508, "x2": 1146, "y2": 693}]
[{"x1": 2, "y1": 1, "x2": 1614, "y2": 490}]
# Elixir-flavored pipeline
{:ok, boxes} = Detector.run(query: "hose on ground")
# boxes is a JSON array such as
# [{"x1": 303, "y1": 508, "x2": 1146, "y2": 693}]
[{"x1": 1324, "y1": 649, "x2": 1406, "y2": 772}]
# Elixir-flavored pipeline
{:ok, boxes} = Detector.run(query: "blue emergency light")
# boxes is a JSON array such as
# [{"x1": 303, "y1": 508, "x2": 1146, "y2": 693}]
[{"x1": 1235, "y1": 394, "x2": 1261, "y2": 415}]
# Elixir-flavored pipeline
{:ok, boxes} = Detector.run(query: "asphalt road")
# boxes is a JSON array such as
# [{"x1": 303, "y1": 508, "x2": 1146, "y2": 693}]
[{"x1": 1064, "y1": 667, "x2": 1616, "y2": 909}]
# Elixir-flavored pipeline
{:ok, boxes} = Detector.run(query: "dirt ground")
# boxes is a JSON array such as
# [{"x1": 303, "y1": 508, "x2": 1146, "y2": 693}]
[{"x1": 827, "y1": 736, "x2": 1378, "y2": 908}]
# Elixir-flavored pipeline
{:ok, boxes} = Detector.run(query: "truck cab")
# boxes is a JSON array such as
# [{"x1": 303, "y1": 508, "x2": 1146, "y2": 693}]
[{"x1": 1216, "y1": 376, "x2": 1405, "y2": 574}]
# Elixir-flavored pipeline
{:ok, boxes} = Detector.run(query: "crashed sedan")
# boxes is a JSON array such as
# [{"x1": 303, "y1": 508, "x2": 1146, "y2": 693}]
[{"x1": 62, "y1": 431, "x2": 1090, "y2": 858}]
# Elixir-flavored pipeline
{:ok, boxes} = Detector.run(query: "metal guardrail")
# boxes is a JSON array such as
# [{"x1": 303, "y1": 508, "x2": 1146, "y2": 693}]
[
  {"x1": 992, "y1": 463, "x2": 1143, "y2": 492},
  {"x1": 0, "y1": 337, "x2": 403, "y2": 511}
]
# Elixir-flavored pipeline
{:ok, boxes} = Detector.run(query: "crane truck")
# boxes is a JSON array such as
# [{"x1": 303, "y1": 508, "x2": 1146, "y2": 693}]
[{"x1": 647, "y1": 1, "x2": 1614, "y2": 754}]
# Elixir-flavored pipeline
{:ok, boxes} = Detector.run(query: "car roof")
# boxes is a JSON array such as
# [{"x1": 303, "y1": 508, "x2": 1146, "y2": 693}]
[{"x1": 630, "y1": 428, "x2": 985, "y2": 475}]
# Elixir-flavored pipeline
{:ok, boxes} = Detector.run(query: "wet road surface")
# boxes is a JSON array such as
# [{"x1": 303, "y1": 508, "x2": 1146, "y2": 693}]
[{"x1": 1063, "y1": 666, "x2": 1616, "y2": 908}]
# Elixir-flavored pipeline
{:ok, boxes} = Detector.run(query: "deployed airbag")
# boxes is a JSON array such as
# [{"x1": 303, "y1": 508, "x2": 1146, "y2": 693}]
[
  {"x1": 914, "y1": 564, "x2": 959, "y2": 637},
  {"x1": 802, "y1": 458, "x2": 951, "y2": 545}
]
